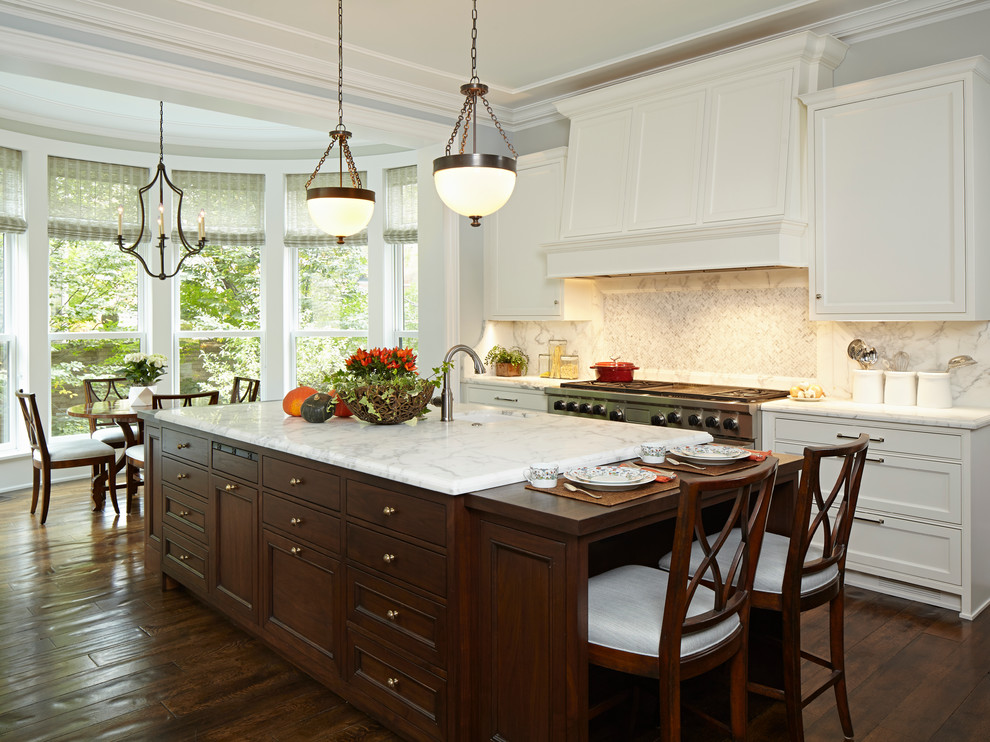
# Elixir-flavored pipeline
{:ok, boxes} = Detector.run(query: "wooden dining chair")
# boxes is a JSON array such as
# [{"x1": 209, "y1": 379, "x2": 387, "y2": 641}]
[
  {"x1": 17, "y1": 389, "x2": 119, "y2": 525},
  {"x1": 230, "y1": 376, "x2": 260, "y2": 404},
  {"x1": 587, "y1": 459, "x2": 778, "y2": 742},
  {"x1": 123, "y1": 391, "x2": 220, "y2": 511},
  {"x1": 82, "y1": 377, "x2": 139, "y2": 449}
]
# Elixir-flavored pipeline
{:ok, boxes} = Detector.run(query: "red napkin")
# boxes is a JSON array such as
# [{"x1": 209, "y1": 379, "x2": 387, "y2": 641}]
[
  {"x1": 744, "y1": 449, "x2": 772, "y2": 461},
  {"x1": 622, "y1": 463, "x2": 676, "y2": 482}
]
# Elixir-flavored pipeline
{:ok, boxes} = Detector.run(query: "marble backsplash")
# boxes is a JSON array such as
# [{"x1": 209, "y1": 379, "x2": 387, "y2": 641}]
[{"x1": 474, "y1": 269, "x2": 990, "y2": 408}]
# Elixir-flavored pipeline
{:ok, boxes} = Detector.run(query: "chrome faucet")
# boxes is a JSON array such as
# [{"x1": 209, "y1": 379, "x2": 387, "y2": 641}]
[{"x1": 440, "y1": 344, "x2": 485, "y2": 421}]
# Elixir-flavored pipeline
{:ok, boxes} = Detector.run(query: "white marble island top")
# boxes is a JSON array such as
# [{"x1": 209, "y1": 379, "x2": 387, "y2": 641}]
[{"x1": 153, "y1": 401, "x2": 712, "y2": 495}]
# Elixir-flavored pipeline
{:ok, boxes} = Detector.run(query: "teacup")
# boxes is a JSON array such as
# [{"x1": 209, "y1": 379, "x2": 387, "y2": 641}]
[
  {"x1": 640, "y1": 442, "x2": 667, "y2": 464},
  {"x1": 525, "y1": 462, "x2": 558, "y2": 488}
]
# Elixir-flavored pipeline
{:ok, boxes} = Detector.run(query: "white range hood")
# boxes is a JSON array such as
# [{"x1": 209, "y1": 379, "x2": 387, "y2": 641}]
[{"x1": 544, "y1": 32, "x2": 847, "y2": 278}]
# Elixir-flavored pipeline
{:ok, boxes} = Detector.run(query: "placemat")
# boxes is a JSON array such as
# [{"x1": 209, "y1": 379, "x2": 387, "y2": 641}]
[
  {"x1": 638, "y1": 457, "x2": 764, "y2": 477},
  {"x1": 525, "y1": 476, "x2": 679, "y2": 506}
]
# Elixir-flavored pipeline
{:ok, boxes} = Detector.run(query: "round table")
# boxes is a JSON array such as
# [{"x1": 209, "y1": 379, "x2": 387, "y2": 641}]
[{"x1": 67, "y1": 400, "x2": 148, "y2": 510}]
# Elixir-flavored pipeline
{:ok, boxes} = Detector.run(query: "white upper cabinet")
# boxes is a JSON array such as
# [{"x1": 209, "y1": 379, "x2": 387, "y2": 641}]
[
  {"x1": 547, "y1": 32, "x2": 846, "y2": 278},
  {"x1": 802, "y1": 58, "x2": 990, "y2": 320}
]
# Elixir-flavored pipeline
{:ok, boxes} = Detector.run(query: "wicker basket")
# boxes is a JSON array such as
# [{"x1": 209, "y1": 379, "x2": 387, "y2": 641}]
[{"x1": 340, "y1": 383, "x2": 435, "y2": 425}]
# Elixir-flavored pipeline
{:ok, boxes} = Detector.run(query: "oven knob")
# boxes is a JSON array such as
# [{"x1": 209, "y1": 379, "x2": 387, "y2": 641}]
[
  {"x1": 609, "y1": 409, "x2": 625, "y2": 422},
  {"x1": 553, "y1": 400, "x2": 566, "y2": 411},
  {"x1": 592, "y1": 404, "x2": 606, "y2": 416},
  {"x1": 578, "y1": 403, "x2": 592, "y2": 414},
  {"x1": 723, "y1": 418, "x2": 739, "y2": 431},
  {"x1": 705, "y1": 416, "x2": 720, "y2": 429},
  {"x1": 667, "y1": 412, "x2": 681, "y2": 424},
  {"x1": 565, "y1": 401, "x2": 579, "y2": 412},
  {"x1": 651, "y1": 414, "x2": 667, "y2": 427},
  {"x1": 688, "y1": 414, "x2": 702, "y2": 426}
]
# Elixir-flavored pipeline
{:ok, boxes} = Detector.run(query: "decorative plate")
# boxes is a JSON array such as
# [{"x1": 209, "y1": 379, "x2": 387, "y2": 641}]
[
  {"x1": 668, "y1": 444, "x2": 751, "y2": 465},
  {"x1": 564, "y1": 466, "x2": 656, "y2": 491}
]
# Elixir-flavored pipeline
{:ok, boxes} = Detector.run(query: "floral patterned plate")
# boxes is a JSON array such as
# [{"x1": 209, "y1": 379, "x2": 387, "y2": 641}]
[
  {"x1": 668, "y1": 444, "x2": 751, "y2": 465},
  {"x1": 564, "y1": 466, "x2": 656, "y2": 491}
]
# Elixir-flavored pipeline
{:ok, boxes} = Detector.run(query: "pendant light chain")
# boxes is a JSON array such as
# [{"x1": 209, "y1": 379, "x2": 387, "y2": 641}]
[
  {"x1": 470, "y1": 0, "x2": 479, "y2": 84},
  {"x1": 337, "y1": 0, "x2": 344, "y2": 130},
  {"x1": 158, "y1": 101, "x2": 164, "y2": 164}
]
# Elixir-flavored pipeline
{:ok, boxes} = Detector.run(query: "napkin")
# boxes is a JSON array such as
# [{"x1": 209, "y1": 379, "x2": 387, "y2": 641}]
[{"x1": 744, "y1": 448, "x2": 773, "y2": 461}]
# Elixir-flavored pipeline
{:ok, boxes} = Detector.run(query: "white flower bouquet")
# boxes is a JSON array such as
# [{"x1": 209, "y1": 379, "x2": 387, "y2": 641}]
[{"x1": 120, "y1": 353, "x2": 168, "y2": 386}]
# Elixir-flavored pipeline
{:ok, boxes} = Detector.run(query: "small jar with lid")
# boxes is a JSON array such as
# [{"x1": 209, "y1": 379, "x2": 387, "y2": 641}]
[{"x1": 558, "y1": 354, "x2": 580, "y2": 379}]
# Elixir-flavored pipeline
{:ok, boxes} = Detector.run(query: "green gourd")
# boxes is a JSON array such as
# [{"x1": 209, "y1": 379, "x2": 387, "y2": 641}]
[{"x1": 300, "y1": 392, "x2": 334, "y2": 423}]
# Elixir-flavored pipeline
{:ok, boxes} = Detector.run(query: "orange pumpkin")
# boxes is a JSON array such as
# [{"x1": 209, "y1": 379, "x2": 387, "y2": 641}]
[{"x1": 282, "y1": 385, "x2": 318, "y2": 416}]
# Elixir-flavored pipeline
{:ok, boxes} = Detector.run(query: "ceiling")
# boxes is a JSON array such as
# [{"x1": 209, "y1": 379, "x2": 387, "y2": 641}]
[{"x1": 0, "y1": 0, "x2": 983, "y2": 157}]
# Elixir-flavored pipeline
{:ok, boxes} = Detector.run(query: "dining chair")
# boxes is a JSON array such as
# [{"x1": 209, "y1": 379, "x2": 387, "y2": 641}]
[
  {"x1": 82, "y1": 376, "x2": 139, "y2": 448},
  {"x1": 16, "y1": 389, "x2": 119, "y2": 525},
  {"x1": 587, "y1": 459, "x2": 778, "y2": 742},
  {"x1": 230, "y1": 376, "x2": 260, "y2": 404},
  {"x1": 123, "y1": 390, "x2": 220, "y2": 511}
]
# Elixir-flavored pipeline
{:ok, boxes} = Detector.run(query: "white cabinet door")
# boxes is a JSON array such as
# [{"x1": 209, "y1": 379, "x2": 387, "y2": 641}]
[
  {"x1": 559, "y1": 109, "x2": 632, "y2": 237},
  {"x1": 625, "y1": 91, "x2": 706, "y2": 231},
  {"x1": 810, "y1": 81, "x2": 966, "y2": 317}
]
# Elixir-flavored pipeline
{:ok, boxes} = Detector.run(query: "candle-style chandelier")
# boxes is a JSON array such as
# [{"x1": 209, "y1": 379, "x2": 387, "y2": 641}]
[{"x1": 115, "y1": 101, "x2": 205, "y2": 280}]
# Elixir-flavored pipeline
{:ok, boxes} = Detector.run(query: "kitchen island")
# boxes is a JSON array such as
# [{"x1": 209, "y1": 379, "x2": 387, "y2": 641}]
[{"x1": 143, "y1": 401, "x2": 794, "y2": 741}]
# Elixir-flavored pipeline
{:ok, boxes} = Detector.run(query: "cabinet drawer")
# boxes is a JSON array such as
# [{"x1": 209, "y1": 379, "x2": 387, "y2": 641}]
[
  {"x1": 347, "y1": 567, "x2": 446, "y2": 668},
  {"x1": 162, "y1": 428, "x2": 210, "y2": 466},
  {"x1": 463, "y1": 385, "x2": 549, "y2": 412},
  {"x1": 263, "y1": 457, "x2": 340, "y2": 511},
  {"x1": 163, "y1": 485, "x2": 207, "y2": 541},
  {"x1": 262, "y1": 492, "x2": 340, "y2": 554},
  {"x1": 346, "y1": 524, "x2": 446, "y2": 598},
  {"x1": 347, "y1": 482, "x2": 446, "y2": 547},
  {"x1": 347, "y1": 631, "x2": 446, "y2": 742},
  {"x1": 163, "y1": 527, "x2": 208, "y2": 594},
  {"x1": 212, "y1": 441, "x2": 259, "y2": 483},
  {"x1": 773, "y1": 417, "x2": 962, "y2": 460},
  {"x1": 162, "y1": 456, "x2": 208, "y2": 498},
  {"x1": 846, "y1": 512, "x2": 961, "y2": 586}
]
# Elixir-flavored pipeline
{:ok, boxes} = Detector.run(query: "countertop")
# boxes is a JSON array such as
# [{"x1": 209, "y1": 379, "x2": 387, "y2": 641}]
[
  {"x1": 761, "y1": 397, "x2": 990, "y2": 430},
  {"x1": 152, "y1": 401, "x2": 712, "y2": 495},
  {"x1": 463, "y1": 374, "x2": 562, "y2": 390}
]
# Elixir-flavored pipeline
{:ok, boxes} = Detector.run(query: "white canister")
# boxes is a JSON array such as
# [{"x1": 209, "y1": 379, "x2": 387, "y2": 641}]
[
  {"x1": 916, "y1": 372, "x2": 953, "y2": 409},
  {"x1": 884, "y1": 371, "x2": 917, "y2": 406},
  {"x1": 851, "y1": 370, "x2": 884, "y2": 404}
]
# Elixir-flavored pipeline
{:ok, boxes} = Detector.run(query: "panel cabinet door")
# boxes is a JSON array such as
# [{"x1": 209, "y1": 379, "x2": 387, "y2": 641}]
[
  {"x1": 210, "y1": 474, "x2": 259, "y2": 623},
  {"x1": 625, "y1": 90, "x2": 706, "y2": 231},
  {"x1": 811, "y1": 81, "x2": 965, "y2": 317},
  {"x1": 145, "y1": 426, "x2": 163, "y2": 553},
  {"x1": 560, "y1": 109, "x2": 633, "y2": 238}
]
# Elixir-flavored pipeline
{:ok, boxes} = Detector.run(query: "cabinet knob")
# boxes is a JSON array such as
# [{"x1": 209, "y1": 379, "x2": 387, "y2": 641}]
[
  {"x1": 224, "y1": 483, "x2": 238, "y2": 491},
  {"x1": 816, "y1": 293, "x2": 822, "y2": 300},
  {"x1": 385, "y1": 609, "x2": 399, "y2": 621},
  {"x1": 382, "y1": 553, "x2": 396, "y2": 564},
  {"x1": 176, "y1": 473, "x2": 188, "y2": 480},
  {"x1": 386, "y1": 677, "x2": 400, "y2": 690},
  {"x1": 382, "y1": 506, "x2": 396, "y2": 517},
  {"x1": 290, "y1": 546, "x2": 302, "y2": 555},
  {"x1": 290, "y1": 517, "x2": 302, "y2": 526},
  {"x1": 178, "y1": 554, "x2": 189, "y2": 561},
  {"x1": 289, "y1": 477, "x2": 302, "y2": 486},
  {"x1": 176, "y1": 442, "x2": 190, "y2": 449},
  {"x1": 177, "y1": 510, "x2": 190, "y2": 517}
]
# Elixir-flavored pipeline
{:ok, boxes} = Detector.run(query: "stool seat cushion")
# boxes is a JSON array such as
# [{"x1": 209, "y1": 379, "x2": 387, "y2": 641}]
[
  {"x1": 36, "y1": 438, "x2": 115, "y2": 463},
  {"x1": 92, "y1": 424, "x2": 140, "y2": 446},
  {"x1": 124, "y1": 444, "x2": 145, "y2": 466}
]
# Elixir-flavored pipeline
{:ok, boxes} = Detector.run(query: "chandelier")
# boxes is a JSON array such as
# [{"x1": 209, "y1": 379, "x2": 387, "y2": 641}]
[
  {"x1": 115, "y1": 101, "x2": 205, "y2": 280},
  {"x1": 305, "y1": 0, "x2": 375, "y2": 244},
  {"x1": 433, "y1": 0, "x2": 517, "y2": 227}
]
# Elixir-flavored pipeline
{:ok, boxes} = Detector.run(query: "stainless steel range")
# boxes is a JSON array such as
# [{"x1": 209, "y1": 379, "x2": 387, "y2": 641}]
[{"x1": 545, "y1": 380, "x2": 789, "y2": 448}]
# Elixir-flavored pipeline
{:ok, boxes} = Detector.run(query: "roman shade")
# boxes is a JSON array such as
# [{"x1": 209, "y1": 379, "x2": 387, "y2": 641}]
[
  {"x1": 285, "y1": 172, "x2": 368, "y2": 247},
  {"x1": 48, "y1": 156, "x2": 148, "y2": 242},
  {"x1": 172, "y1": 170, "x2": 265, "y2": 247},
  {"x1": 384, "y1": 165, "x2": 417, "y2": 244},
  {"x1": 0, "y1": 146, "x2": 27, "y2": 234}
]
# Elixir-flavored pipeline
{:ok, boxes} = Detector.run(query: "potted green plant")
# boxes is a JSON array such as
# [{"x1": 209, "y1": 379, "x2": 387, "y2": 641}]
[
  {"x1": 484, "y1": 345, "x2": 529, "y2": 377},
  {"x1": 118, "y1": 352, "x2": 168, "y2": 406}
]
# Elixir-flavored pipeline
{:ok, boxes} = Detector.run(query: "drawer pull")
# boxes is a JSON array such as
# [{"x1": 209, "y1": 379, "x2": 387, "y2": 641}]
[
  {"x1": 386, "y1": 677, "x2": 400, "y2": 690},
  {"x1": 382, "y1": 553, "x2": 396, "y2": 564},
  {"x1": 176, "y1": 442, "x2": 190, "y2": 449},
  {"x1": 177, "y1": 554, "x2": 189, "y2": 561},
  {"x1": 382, "y1": 506, "x2": 396, "y2": 517},
  {"x1": 224, "y1": 483, "x2": 238, "y2": 491},
  {"x1": 289, "y1": 477, "x2": 302, "y2": 486},
  {"x1": 854, "y1": 515, "x2": 885, "y2": 525},
  {"x1": 176, "y1": 473, "x2": 188, "y2": 480},
  {"x1": 836, "y1": 433, "x2": 884, "y2": 443},
  {"x1": 866, "y1": 456, "x2": 885, "y2": 463},
  {"x1": 289, "y1": 517, "x2": 303, "y2": 526},
  {"x1": 177, "y1": 510, "x2": 190, "y2": 517},
  {"x1": 494, "y1": 396, "x2": 518, "y2": 403},
  {"x1": 385, "y1": 609, "x2": 400, "y2": 621},
  {"x1": 290, "y1": 546, "x2": 302, "y2": 555}
]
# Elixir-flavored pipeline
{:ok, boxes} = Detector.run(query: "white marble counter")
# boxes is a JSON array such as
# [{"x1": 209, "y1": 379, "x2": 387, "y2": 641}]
[
  {"x1": 761, "y1": 397, "x2": 990, "y2": 430},
  {"x1": 153, "y1": 401, "x2": 712, "y2": 495},
  {"x1": 463, "y1": 374, "x2": 562, "y2": 390}
]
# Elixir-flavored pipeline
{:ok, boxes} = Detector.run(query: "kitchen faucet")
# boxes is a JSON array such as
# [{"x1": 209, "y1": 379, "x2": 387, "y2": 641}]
[{"x1": 439, "y1": 344, "x2": 485, "y2": 421}]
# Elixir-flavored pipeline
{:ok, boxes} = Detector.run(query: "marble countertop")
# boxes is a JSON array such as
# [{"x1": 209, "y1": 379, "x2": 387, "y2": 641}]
[
  {"x1": 153, "y1": 401, "x2": 712, "y2": 495},
  {"x1": 761, "y1": 397, "x2": 990, "y2": 430},
  {"x1": 463, "y1": 374, "x2": 562, "y2": 390}
]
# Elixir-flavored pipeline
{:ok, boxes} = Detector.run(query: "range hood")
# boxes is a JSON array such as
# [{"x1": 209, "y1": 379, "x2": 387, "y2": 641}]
[{"x1": 543, "y1": 32, "x2": 845, "y2": 278}]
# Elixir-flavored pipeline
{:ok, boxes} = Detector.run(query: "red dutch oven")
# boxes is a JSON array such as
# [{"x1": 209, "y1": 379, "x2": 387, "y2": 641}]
[{"x1": 589, "y1": 360, "x2": 639, "y2": 382}]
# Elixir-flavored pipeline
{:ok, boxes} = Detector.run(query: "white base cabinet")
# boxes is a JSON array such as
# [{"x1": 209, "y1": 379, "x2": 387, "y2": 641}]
[
  {"x1": 763, "y1": 410, "x2": 990, "y2": 619},
  {"x1": 462, "y1": 382, "x2": 549, "y2": 413}
]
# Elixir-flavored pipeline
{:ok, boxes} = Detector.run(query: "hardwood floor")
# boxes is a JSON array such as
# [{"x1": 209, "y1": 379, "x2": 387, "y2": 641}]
[{"x1": 1, "y1": 479, "x2": 988, "y2": 741}]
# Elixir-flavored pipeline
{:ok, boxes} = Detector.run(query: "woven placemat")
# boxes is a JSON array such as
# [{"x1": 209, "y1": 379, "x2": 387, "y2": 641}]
[
  {"x1": 525, "y1": 476, "x2": 679, "y2": 506},
  {"x1": 641, "y1": 457, "x2": 764, "y2": 477}
]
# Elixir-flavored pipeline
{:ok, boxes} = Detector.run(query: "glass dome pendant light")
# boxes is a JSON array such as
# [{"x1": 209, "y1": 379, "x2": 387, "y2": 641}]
[
  {"x1": 305, "y1": 0, "x2": 375, "y2": 244},
  {"x1": 433, "y1": 0, "x2": 517, "y2": 227}
]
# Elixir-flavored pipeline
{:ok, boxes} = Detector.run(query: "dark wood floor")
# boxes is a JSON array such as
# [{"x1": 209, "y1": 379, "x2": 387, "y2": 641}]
[{"x1": 1, "y1": 480, "x2": 988, "y2": 741}]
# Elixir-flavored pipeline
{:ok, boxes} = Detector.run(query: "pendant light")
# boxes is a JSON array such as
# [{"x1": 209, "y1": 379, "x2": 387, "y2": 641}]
[
  {"x1": 115, "y1": 101, "x2": 206, "y2": 280},
  {"x1": 433, "y1": 0, "x2": 517, "y2": 227},
  {"x1": 305, "y1": 0, "x2": 375, "y2": 244}
]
